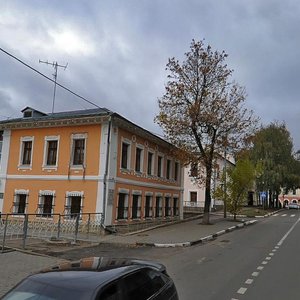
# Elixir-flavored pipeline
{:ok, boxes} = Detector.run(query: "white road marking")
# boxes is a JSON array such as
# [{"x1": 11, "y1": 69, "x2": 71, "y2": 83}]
[
  {"x1": 273, "y1": 214, "x2": 279, "y2": 216},
  {"x1": 282, "y1": 214, "x2": 287, "y2": 217},
  {"x1": 232, "y1": 219, "x2": 300, "y2": 300},
  {"x1": 277, "y1": 217, "x2": 300, "y2": 246},
  {"x1": 237, "y1": 287, "x2": 247, "y2": 295},
  {"x1": 291, "y1": 214, "x2": 295, "y2": 217}
]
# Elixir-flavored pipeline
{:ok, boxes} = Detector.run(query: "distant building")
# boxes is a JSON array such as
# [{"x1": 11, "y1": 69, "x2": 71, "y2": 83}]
[
  {"x1": 183, "y1": 154, "x2": 235, "y2": 212},
  {"x1": 0, "y1": 107, "x2": 183, "y2": 226},
  {"x1": 279, "y1": 191, "x2": 300, "y2": 207}
]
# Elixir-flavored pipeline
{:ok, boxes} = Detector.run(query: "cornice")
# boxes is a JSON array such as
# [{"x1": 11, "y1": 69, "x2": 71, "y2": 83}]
[{"x1": 0, "y1": 115, "x2": 110, "y2": 130}]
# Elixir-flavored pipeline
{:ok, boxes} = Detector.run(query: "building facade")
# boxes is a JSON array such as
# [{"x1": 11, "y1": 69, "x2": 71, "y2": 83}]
[
  {"x1": 183, "y1": 154, "x2": 235, "y2": 211},
  {"x1": 0, "y1": 107, "x2": 183, "y2": 226}
]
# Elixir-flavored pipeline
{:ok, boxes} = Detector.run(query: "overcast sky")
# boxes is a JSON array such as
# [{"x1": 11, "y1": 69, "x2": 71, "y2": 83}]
[{"x1": 1, "y1": 1, "x2": 300, "y2": 149}]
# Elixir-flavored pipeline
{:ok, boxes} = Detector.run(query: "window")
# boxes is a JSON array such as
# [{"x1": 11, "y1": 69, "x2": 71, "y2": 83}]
[
  {"x1": 117, "y1": 193, "x2": 128, "y2": 220},
  {"x1": 23, "y1": 111, "x2": 32, "y2": 118},
  {"x1": 173, "y1": 197, "x2": 179, "y2": 216},
  {"x1": 13, "y1": 194, "x2": 27, "y2": 214},
  {"x1": 145, "y1": 195, "x2": 152, "y2": 218},
  {"x1": 21, "y1": 141, "x2": 32, "y2": 165},
  {"x1": 174, "y1": 162, "x2": 179, "y2": 181},
  {"x1": 155, "y1": 196, "x2": 162, "y2": 218},
  {"x1": 37, "y1": 194, "x2": 54, "y2": 217},
  {"x1": 190, "y1": 163, "x2": 198, "y2": 177},
  {"x1": 131, "y1": 194, "x2": 141, "y2": 219},
  {"x1": 121, "y1": 142, "x2": 130, "y2": 169},
  {"x1": 65, "y1": 195, "x2": 82, "y2": 218},
  {"x1": 147, "y1": 152, "x2": 154, "y2": 175},
  {"x1": 157, "y1": 156, "x2": 163, "y2": 177},
  {"x1": 166, "y1": 159, "x2": 172, "y2": 179},
  {"x1": 190, "y1": 191, "x2": 197, "y2": 202},
  {"x1": 45, "y1": 140, "x2": 58, "y2": 166},
  {"x1": 98, "y1": 282, "x2": 121, "y2": 300},
  {"x1": 165, "y1": 197, "x2": 170, "y2": 217},
  {"x1": 72, "y1": 139, "x2": 85, "y2": 165},
  {"x1": 135, "y1": 147, "x2": 143, "y2": 172},
  {"x1": 122, "y1": 269, "x2": 166, "y2": 300}
]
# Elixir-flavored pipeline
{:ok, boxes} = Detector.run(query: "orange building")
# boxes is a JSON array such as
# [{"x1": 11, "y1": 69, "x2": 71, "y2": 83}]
[{"x1": 0, "y1": 107, "x2": 183, "y2": 226}]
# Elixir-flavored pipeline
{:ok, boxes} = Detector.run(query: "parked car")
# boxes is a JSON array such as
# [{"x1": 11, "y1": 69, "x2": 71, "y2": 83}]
[
  {"x1": 288, "y1": 202, "x2": 299, "y2": 209},
  {"x1": 2, "y1": 257, "x2": 179, "y2": 300}
]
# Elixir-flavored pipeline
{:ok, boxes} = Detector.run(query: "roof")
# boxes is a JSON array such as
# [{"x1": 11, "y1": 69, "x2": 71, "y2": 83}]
[
  {"x1": 0, "y1": 107, "x2": 112, "y2": 124},
  {"x1": 0, "y1": 107, "x2": 172, "y2": 148}
]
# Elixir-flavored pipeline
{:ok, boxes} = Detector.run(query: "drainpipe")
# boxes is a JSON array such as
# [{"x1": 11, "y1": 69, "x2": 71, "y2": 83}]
[{"x1": 102, "y1": 117, "x2": 112, "y2": 226}]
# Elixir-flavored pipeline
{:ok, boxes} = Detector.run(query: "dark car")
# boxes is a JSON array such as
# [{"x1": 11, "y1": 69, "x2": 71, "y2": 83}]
[{"x1": 2, "y1": 257, "x2": 179, "y2": 300}]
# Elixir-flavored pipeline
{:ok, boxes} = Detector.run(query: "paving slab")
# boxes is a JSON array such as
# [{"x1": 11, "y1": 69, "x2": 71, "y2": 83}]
[{"x1": 0, "y1": 251, "x2": 63, "y2": 297}]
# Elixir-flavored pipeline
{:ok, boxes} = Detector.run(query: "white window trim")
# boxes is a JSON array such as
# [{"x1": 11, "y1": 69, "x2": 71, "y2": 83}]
[
  {"x1": 166, "y1": 158, "x2": 173, "y2": 180},
  {"x1": 43, "y1": 136, "x2": 60, "y2": 170},
  {"x1": 37, "y1": 190, "x2": 56, "y2": 218},
  {"x1": 13, "y1": 189, "x2": 29, "y2": 215},
  {"x1": 120, "y1": 138, "x2": 131, "y2": 171},
  {"x1": 131, "y1": 194, "x2": 141, "y2": 219},
  {"x1": 147, "y1": 148, "x2": 155, "y2": 176},
  {"x1": 145, "y1": 195, "x2": 153, "y2": 218},
  {"x1": 157, "y1": 153, "x2": 164, "y2": 178},
  {"x1": 117, "y1": 192, "x2": 129, "y2": 220},
  {"x1": 189, "y1": 190, "x2": 198, "y2": 202},
  {"x1": 70, "y1": 133, "x2": 87, "y2": 169},
  {"x1": 174, "y1": 160, "x2": 180, "y2": 182},
  {"x1": 18, "y1": 136, "x2": 34, "y2": 169},
  {"x1": 65, "y1": 191, "x2": 84, "y2": 215},
  {"x1": 135, "y1": 144, "x2": 144, "y2": 173}
]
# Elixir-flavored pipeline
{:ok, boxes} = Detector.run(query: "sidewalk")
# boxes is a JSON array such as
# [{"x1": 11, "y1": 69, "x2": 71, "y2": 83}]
[
  {"x1": 4, "y1": 211, "x2": 280, "y2": 251},
  {"x1": 95, "y1": 214, "x2": 258, "y2": 247}
]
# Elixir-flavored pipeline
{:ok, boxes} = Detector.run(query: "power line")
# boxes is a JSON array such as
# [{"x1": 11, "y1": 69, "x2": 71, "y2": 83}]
[{"x1": 0, "y1": 47, "x2": 100, "y2": 109}]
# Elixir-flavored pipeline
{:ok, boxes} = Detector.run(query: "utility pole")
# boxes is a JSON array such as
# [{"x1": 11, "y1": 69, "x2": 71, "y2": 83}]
[
  {"x1": 223, "y1": 146, "x2": 227, "y2": 218},
  {"x1": 39, "y1": 60, "x2": 68, "y2": 114}
]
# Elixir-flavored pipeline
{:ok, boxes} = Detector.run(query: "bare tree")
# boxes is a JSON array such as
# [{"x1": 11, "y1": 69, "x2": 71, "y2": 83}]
[{"x1": 155, "y1": 40, "x2": 258, "y2": 224}]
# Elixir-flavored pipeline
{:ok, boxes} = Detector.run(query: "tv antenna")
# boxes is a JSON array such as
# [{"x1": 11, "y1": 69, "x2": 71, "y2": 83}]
[{"x1": 39, "y1": 60, "x2": 68, "y2": 114}]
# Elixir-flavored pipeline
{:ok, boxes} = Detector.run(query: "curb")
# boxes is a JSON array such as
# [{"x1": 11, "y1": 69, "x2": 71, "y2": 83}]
[{"x1": 136, "y1": 219, "x2": 257, "y2": 248}]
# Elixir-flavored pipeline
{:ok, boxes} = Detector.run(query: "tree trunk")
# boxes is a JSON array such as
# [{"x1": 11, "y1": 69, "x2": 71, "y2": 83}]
[
  {"x1": 202, "y1": 165, "x2": 212, "y2": 224},
  {"x1": 275, "y1": 191, "x2": 279, "y2": 208}
]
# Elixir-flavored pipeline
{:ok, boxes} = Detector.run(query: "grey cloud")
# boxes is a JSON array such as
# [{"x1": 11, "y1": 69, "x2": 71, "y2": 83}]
[{"x1": 2, "y1": 0, "x2": 300, "y2": 148}]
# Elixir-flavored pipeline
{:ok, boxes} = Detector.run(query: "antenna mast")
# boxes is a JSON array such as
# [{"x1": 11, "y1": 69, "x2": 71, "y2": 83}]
[{"x1": 39, "y1": 60, "x2": 68, "y2": 114}]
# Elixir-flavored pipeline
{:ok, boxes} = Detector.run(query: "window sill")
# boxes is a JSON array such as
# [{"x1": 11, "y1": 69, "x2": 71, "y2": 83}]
[
  {"x1": 35, "y1": 216, "x2": 54, "y2": 220},
  {"x1": 42, "y1": 166, "x2": 58, "y2": 171},
  {"x1": 18, "y1": 165, "x2": 32, "y2": 170},
  {"x1": 11, "y1": 214, "x2": 25, "y2": 218},
  {"x1": 70, "y1": 165, "x2": 85, "y2": 170}
]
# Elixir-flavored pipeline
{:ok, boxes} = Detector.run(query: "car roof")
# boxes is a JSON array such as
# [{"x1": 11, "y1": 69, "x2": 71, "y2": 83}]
[
  {"x1": 28, "y1": 265, "x2": 139, "y2": 291},
  {"x1": 26, "y1": 257, "x2": 166, "y2": 291},
  {"x1": 42, "y1": 257, "x2": 165, "y2": 272}
]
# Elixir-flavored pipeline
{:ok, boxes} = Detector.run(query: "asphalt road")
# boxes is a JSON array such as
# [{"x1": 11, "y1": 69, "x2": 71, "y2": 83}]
[
  {"x1": 2, "y1": 210, "x2": 299, "y2": 299},
  {"x1": 55, "y1": 209, "x2": 300, "y2": 300}
]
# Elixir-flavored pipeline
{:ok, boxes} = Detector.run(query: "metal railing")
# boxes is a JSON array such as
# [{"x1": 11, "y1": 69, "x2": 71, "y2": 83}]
[{"x1": 0, "y1": 212, "x2": 103, "y2": 252}]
